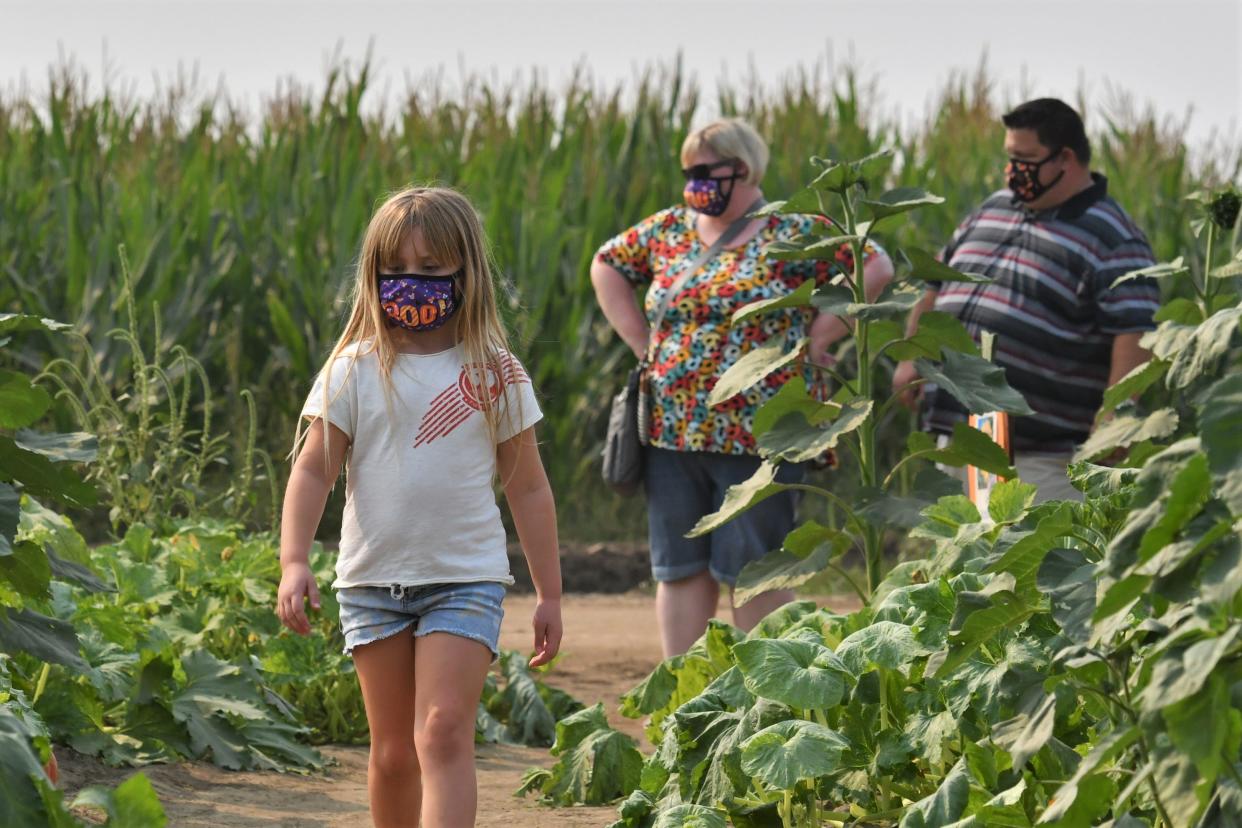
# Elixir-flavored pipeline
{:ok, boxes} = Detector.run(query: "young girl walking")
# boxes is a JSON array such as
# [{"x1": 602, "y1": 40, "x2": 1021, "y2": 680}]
[{"x1": 275, "y1": 186, "x2": 563, "y2": 828}]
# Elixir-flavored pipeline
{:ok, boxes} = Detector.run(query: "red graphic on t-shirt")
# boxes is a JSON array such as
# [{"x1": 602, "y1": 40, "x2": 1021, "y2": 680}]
[{"x1": 413, "y1": 355, "x2": 530, "y2": 447}]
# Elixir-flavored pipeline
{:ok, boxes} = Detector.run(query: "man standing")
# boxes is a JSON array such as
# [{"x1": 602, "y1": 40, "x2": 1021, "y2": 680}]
[{"x1": 893, "y1": 98, "x2": 1160, "y2": 501}]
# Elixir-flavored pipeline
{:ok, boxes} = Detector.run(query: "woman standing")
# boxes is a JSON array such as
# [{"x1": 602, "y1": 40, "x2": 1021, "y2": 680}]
[{"x1": 591, "y1": 118, "x2": 893, "y2": 656}]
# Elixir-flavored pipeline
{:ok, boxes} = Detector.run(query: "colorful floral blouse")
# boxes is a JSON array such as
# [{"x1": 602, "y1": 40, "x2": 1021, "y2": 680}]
[{"x1": 596, "y1": 205, "x2": 880, "y2": 455}]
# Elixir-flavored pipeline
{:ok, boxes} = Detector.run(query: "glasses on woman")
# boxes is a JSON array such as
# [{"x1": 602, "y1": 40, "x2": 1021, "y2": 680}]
[{"x1": 680, "y1": 159, "x2": 741, "y2": 181}]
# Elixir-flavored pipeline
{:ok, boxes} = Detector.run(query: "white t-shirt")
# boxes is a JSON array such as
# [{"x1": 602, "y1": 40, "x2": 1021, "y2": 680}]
[{"x1": 299, "y1": 343, "x2": 543, "y2": 589}]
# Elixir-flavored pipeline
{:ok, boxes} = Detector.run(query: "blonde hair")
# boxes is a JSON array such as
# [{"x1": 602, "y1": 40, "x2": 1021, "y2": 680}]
[
  {"x1": 291, "y1": 185, "x2": 520, "y2": 469},
  {"x1": 680, "y1": 118, "x2": 769, "y2": 186}
]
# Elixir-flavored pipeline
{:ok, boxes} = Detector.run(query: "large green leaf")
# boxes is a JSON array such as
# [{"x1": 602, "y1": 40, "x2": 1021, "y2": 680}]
[
  {"x1": 733, "y1": 525, "x2": 850, "y2": 606},
  {"x1": 1141, "y1": 306, "x2": 1242, "y2": 389},
  {"x1": 751, "y1": 377, "x2": 840, "y2": 438},
  {"x1": 0, "y1": 313, "x2": 72, "y2": 336},
  {"x1": 1067, "y1": 462, "x2": 1140, "y2": 497},
  {"x1": 1074, "y1": 409, "x2": 1180, "y2": 463},
  {"x1": 1097, "y1": 359, "x2": 1169, "y2": 420},
  {"x1": 811, "y1": 286, "x2": 922, "y2": 322},
  {"x1": 731, "y1": 279, "x2": 816, "y2": 325},
  {"x1": 0, "y1": 436, "x2": 97, "y2": 508},
  {"x1": 756, "y1": 399, "x2": 872, "y2": 463},
  {"x1": 754, "y1": 187, "x2": 829, "y2": 218},
  {"x1": 916, "y1": 350, "x2": 1035, "y2": 415},
  {"x1": 499, "y1": 650, "x2": 558, "y2": 746},
  {"x1": 173, "y1": 649, "x2": 267, "y2": 720},
  {"x1": 899, "y1": 757, "x2": 971, "y2": 827},
  {"x1": 0, "y1": 482, "x2": 18, "y2": 557},
  {"x1": 1199, "y1": 373, "x2": 1242, "y2": 515},
  {"x1": 885, "y1": 310, "x2": 980, "y2": 361},
  {"x1": 0, "y1": 540, "x2": 52, "y2": 601},
  {"x1": 653, "y1": 804, "x2": 727, "y2": 828},
  {"x1": 0, "y1": 370, "x2": 52, "y2": 430},
  {"x1": 918, "y1": 420, "x2": 1017, "y2": 478},
  {"x1": 1037, "y1": 726, "x2": 1139, "y2": 824},
  {"x1": 986, "y1": 502, "x2": 1074, "y2": 595},
  {"x1": 707, "y1": 338, "x2": 808, "y2": 408},
  {"x1": 861, "y1": 187, "x2": 945, "y2": 222},
  {"x1": 1036, "y1": 548, "x2": 1095, "y2": 644},
  {"x1": 1151, "y1": 743, "x2": 1209, "y2": 828},
  {"x1": 0, "y1": 705, "x2": 58, "y2": 828},
  {"x1": 0, "y1": 606, "x2": 86, "y2": 670},
  {"x1": 739, "y1": 719, "x2": 850, "y2": 789},
  {"x1": 764, "y1": 236, "x2": 860, "y2": 263},
  {"x1": 932, "y1": 585, "x2": 1034, "y2": 678},
  {"x1": 13, "y1": 430, "x2": 98, "y2": 464},
  {"x1": 993, "y1": 691, "x2": 1057, "y2": 771},
  {"x1": 688, "y1": 461, "x2": 793, "y2": 537},
  {"x1": 73, "y1": 773, "x2": 168, "y2": 827},
  {"x1": 1163, "y1": 672, "x2": 1239, "y2": 786},
  {"x1": 732, "y1": 637, "x2": 851, "y2": 710},
  {"x1": 903, "y1": 247, "x2": 991, "y2": 284},
  {"x1": 1111, "y1": 257, "x2": 1190, "y2": 288},
  {"x1": 835, "y1": 620, "x2": 930, "y2": 675},
  {"x1": 1138, "y1": 626, "x2": 1240, "y2": 713},
  {"x1": 529, "y1": 704, "x2": 643, "y2": 806},
  {"x1": 857, "y1": 468, "x2": 964, "y2": 530},
  {"x1": 619, "y1": 660, "x2": 679, "y2": 720}
]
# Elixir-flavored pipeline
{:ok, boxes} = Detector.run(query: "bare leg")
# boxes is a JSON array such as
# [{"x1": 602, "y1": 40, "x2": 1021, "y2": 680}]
[
  {"x1": 413, "y1": 632, "x2": 493, "y2": 828},
  {"x1": 731, "y1": 588, "x2": 796, "y2": 632},
  {"x1": 352, "y1": 630, "x2": 421, "y2": 828},
  {"x1": 655, "y1": 569, "x2": 720, "y2": 657}
]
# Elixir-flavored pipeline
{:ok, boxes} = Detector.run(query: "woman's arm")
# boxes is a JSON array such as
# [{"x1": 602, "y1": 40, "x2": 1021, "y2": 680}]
[
  {"x1": 497, "y1": 426, "x2": 563, "y2": 667},
  {"x1": 807, "y1": 249, "x2": 896, "y2": 364},
  {"x1": 277, "y1": 418, "x2": 349, "y2": 635},
  {"x1": 590, "y1": 260, "x2": 649, "y2": 360}
]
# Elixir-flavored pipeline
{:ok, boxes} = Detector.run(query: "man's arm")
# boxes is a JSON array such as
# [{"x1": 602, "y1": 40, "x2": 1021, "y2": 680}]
[{"x1": 1107, "y1": 332, "x2": 1151, "y2": 389}]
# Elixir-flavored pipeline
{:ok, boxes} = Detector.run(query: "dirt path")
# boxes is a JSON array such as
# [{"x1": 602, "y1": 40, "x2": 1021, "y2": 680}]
[{"x1": 57, "y1": 592, "x2": 856, "y2": 827}]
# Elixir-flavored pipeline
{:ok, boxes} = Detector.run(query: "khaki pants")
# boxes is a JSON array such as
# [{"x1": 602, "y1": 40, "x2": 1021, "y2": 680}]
[{"x1": 936, "y1": 434, "x2": 1082, "y2": 504}]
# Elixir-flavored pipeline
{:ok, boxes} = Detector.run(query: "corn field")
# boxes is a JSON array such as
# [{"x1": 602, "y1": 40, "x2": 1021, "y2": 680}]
[{"x1": 1, "y1": 59, "x2": 1237, "y2": 539}]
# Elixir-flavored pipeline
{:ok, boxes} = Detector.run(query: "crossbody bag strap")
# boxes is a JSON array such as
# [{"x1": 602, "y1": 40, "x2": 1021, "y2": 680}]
[{"x1": 643, "y1": 196, "x2": 767, "y2": 364}]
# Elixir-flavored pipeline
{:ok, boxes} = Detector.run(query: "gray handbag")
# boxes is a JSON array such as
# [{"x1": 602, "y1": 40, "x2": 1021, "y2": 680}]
[{"x1": 601, "y1": 198, "x2": 766, "y2": 496}]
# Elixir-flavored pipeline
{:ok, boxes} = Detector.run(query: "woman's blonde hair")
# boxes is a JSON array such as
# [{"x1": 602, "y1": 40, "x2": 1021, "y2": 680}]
[
  {"x1": 680, "y1": 118, "x2": 770, "y2": 186},
  {"x1": 291, "y1": 185, "x2": 519, "y2": 468}
]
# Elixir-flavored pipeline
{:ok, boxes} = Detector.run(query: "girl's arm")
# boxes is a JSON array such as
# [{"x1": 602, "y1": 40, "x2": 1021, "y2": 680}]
[
  {"x1": 277, "y1": 418, "x2": 350, "y2": 635},
  {"x1": 497, "y1": 426, "x2": 563, "y2": 667}
]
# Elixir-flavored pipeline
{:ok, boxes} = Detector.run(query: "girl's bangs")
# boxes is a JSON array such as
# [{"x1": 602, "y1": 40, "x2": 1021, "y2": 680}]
[{"x1": 371, "y1": 196, "x2": 465, "y2": 271}]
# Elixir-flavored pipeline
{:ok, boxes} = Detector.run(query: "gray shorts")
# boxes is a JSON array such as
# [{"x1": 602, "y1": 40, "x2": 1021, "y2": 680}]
[{"x1": 336, "y1": 581, "x2": 506, "y2": 660}]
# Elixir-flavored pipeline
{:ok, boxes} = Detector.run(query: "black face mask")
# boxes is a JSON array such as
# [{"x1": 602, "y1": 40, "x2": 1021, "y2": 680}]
[{"x1": 1006, "y1": 149, "x2": 1065, "y2": 203}]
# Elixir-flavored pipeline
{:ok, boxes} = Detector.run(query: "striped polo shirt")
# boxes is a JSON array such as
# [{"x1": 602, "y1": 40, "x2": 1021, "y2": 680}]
[{"x1": 924, "y1": 174, "x2": 1160, "y2": 452}]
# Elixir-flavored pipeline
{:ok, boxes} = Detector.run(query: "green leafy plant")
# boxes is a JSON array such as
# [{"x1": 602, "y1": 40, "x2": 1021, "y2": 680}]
[
  {"x1": 0, "y1": 312, "x2": 165, "y2": 826},
  {"x1": 694, "y1": 149, "x2": 1030, "y2": 597},
  {"x1": 36, "y1": 249, "x2": 277, "y2": 534},
  {"x1": 533, "y1": 182, "x2": 1242, "y2": 827}
]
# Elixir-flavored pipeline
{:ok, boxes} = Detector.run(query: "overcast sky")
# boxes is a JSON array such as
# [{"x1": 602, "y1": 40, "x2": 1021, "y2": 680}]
[{"x1": 2, "y1": 0, "x2": 1239, "y2": 152}]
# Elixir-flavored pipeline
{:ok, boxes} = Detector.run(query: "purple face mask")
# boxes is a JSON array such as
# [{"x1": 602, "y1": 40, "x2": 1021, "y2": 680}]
[
  {"x1": 379, "y1": 272, "x2": 461, "y2": 331},
  {"x1": 682, "y1": 159, "x2": 743, "y2": 217}
]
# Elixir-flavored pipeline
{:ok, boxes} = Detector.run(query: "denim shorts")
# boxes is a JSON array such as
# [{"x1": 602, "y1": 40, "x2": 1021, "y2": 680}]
[
  {"x1": 336, "y1": 581, "x2": 506, "y2": 660},
  {"x1": 644, "y1": 446, "x2": 805, "y2": 586}
]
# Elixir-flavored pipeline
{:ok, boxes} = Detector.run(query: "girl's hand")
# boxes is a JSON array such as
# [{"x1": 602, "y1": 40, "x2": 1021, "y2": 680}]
[
  {"x1": 529, "y1": 598, "x2": 563, "y2": 668},
  {"x1": 276, "y1": 562, "x2": 320, "y2": 635}
]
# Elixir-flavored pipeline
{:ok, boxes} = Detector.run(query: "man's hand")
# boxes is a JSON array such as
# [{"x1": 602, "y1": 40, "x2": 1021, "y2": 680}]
[{"x1": 892, "y1": 360, "x2": 923, "y2": 410}]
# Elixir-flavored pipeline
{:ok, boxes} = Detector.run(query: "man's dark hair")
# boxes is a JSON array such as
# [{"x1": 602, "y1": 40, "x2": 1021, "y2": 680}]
[{"x1": 1002, "y1": 98, "x2": 1091, "y2": 164}]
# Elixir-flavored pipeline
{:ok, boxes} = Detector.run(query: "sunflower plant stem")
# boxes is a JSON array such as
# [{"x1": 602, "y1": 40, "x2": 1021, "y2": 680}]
[
  {"x1": 1203, "y1": 221, "x2": 1216, "y2": 309},
  {"x1": 839, "y1": 190, "x2": 883, "y2": 597}
]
